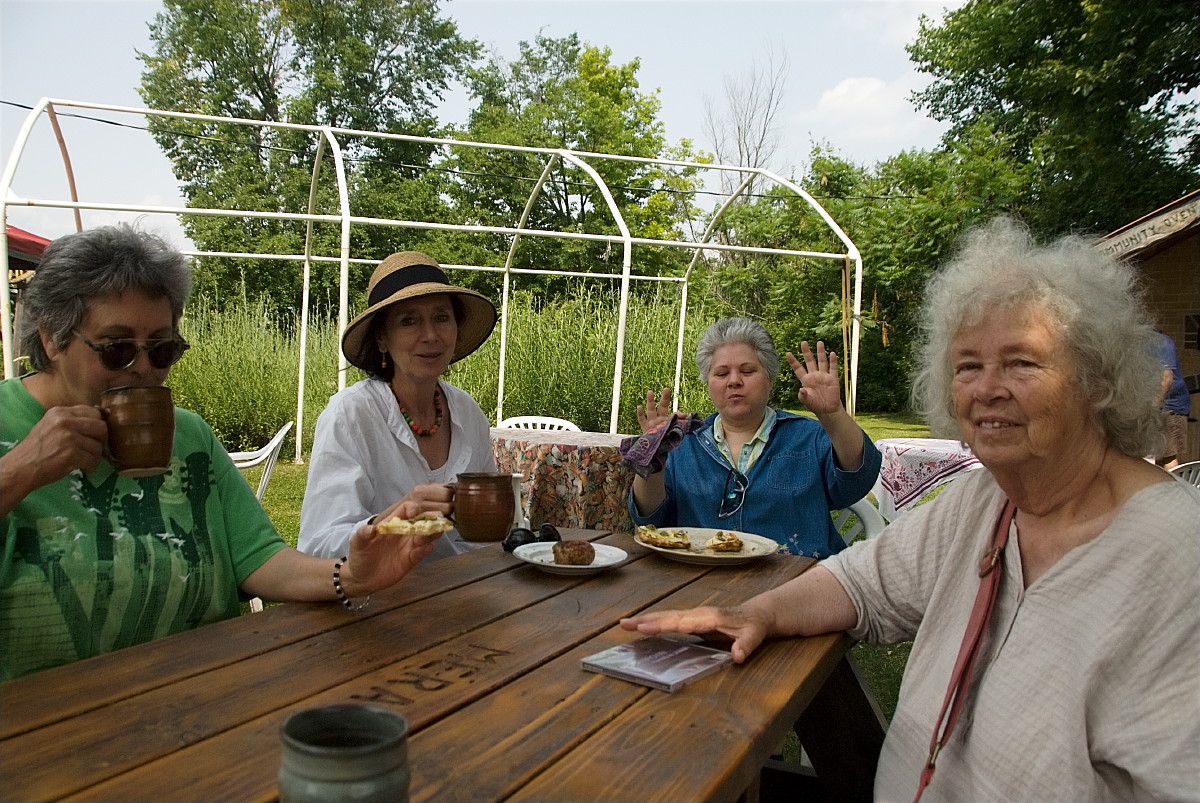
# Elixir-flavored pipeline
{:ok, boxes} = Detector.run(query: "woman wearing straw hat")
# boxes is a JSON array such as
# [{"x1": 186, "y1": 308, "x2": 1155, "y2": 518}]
[{"x1": 299, "y1": 252, "x2": 499, "y2": 560}]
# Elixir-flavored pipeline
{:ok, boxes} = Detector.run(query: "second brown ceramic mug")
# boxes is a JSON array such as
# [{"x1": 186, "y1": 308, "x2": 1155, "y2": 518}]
[{"x1": 453, "y1": 472, "x2": 517, "y2": 542}]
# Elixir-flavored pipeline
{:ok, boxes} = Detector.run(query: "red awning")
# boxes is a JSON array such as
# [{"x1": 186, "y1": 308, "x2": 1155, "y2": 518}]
[{"x1": 6, "y1": 225, "x2": 51, "y2": 263}]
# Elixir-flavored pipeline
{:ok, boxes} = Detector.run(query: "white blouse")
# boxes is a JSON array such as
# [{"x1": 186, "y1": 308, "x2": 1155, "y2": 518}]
[{"x1": 298, "y1": 378, "x2": 497, "y2": 560}]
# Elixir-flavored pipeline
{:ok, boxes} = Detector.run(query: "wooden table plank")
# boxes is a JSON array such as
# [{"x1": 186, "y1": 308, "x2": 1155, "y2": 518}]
[
  {"x1": 508, "y1": 633, "x2": 847, "y2": 803},
  {"x1": 0, "y1": 529, "x2": 603, "y2": 739},
  {"x1": 43, "y1": 539, "x2": 706, "y2": 802},
  {"x1": 4, "y1": 529, "x2": 875, "y2": 803},
  {"x1": 406, "y1": 552, "x2": 818, "y2": 803},
  {"x1": 407, "y1": 635, "x2": 650, "y2": 803},
  {"x1": 7, "y1": 544, "x2": 626, "y2": 801},
  {"x1": 503, "y1": 554, "x2": 835, "y2": 803}
]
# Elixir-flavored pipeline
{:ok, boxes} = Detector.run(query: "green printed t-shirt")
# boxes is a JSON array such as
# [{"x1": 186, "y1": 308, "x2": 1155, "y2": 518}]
[{"x1": 0, "y1": 377, "x2": 288, "y2": 680}]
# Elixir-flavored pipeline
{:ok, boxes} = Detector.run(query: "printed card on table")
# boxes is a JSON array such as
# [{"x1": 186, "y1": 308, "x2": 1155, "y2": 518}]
[{"x1": 581, "y1": 635, "x2": 733, "y2": 692}]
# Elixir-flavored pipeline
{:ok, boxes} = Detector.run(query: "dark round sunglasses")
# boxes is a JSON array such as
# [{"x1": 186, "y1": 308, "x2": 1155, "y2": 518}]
[
  {"x1": 717, "y1": 468, "x2": 747, "y2": 519},
  {"x1": 73, "y1": 331, "x2": 191, "y2": 371}
]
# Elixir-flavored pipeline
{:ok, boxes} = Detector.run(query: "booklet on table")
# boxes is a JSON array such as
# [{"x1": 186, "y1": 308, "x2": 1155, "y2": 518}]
[{"x1": 581, "y1": 635, "x2": 733, "y2": 692}]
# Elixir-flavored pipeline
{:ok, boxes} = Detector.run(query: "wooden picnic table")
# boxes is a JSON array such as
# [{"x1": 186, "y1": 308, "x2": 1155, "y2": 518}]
[{"x1": 0, "y1": 528, "x2": 885, "y2": 802}]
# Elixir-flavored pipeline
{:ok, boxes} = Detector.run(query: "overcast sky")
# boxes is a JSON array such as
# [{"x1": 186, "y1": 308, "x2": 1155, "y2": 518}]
[{"x1": 2, "y1": 0, "x2": 966, "y2": 244}]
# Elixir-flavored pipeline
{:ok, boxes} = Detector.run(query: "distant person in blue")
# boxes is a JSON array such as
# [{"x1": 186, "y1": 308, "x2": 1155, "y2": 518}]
[
  {"x1": 628, "y1": 318, "x2": 881, "y2": 558},
  {"x1": 1155, "y1": 330, "x2": 1190, "y2": 470}
]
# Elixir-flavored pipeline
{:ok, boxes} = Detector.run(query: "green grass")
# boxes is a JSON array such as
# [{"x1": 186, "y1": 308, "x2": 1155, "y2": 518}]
[
  {"x1": 849, "y1": 413, "x2": 927, "y2": 722},
  {"x1": 242, "y1": 462, "x2": 307, "y2": 548},
  {"x1": 854, "y1": 411, "x2": 930, "y2": 441}
]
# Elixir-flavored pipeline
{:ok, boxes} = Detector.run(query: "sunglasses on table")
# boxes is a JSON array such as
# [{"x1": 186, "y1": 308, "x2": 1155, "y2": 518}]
[
  {"x1": 74, "y1": 331, "x2": 191, "y2": 371},
  {"x1": 718, "y1": 468, "x2": 748, "y2": 519}
]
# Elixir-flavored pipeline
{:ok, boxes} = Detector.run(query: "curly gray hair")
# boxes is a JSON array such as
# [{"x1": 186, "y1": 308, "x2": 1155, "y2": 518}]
[
  {"x1": 18, "y1": 225, "x2": 192, "y2": 373},
  {"x1": 910, "y1": 217, "x2": 1163, "y2": 458},
  {"x1": 695, "y1": 318, "x2": 780, "y2": 386}
]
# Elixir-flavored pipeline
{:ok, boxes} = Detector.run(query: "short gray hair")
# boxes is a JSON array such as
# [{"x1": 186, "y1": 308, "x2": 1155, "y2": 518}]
[
  {"x1": 911, "y1": 217, "x2": 1163, "y2": 458},
  {"x1": 696, "y1": 318, "x2": 779, "y2": 386},
  {"x1": 18, "y1": 225, "x2": 193, "y2": 372}
]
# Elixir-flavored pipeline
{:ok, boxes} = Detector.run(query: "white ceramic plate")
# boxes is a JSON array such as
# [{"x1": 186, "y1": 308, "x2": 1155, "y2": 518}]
[
  {"x1": 634, "y1": 527, "x2": 780, "y2": 565},
  {"x1": 512, "y1": 542, "x2": 628, "y2": 575}
]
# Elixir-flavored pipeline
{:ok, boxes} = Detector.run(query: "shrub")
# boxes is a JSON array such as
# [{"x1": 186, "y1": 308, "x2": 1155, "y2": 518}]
[
  {"x1": 172, "y1": 287, "x2": 718, "y2": 450},
  {"x1": 172, "y1": 283, "x2": 901, "y2": 453},
  {"x1": 174, "y1": 297, "x2": 341, "y2": 452}
]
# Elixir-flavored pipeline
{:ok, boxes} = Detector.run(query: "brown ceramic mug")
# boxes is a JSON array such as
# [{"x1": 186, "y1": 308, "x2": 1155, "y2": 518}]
[
  {"x1": 453, "y1": 472, "x2": 517, "y2": 542},
  {"x1": 99, "y1": 385, "x2": 175, "y2": 477}
]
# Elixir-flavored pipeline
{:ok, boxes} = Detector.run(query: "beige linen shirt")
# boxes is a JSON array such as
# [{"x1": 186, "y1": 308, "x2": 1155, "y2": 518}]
[{"x1": 825, "y1": 470, "x2": 1200, "y2": 802}]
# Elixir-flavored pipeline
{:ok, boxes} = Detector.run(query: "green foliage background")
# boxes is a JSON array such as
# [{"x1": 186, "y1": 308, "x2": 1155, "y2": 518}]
[
  {"x1": 446, "y1": 285, "x2": 717, "y2": 433},
  {"x1": 173, "y1": 297, "x2": 341, "y2": 451},
  {"x1": 172, "y1": 283, "x2": 920, "y2": 454}
]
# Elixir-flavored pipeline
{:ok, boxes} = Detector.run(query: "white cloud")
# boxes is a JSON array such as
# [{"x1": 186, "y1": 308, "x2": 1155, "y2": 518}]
[
  {"x1": 834, "y1": 0, "x2": 967, "y2": 49},
  {"x1": 788, "y1": 70, "x2": 948, "y2": 166}
]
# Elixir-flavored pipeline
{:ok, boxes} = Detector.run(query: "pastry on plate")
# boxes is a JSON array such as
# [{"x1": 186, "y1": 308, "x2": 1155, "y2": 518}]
[
  {"x1": 702, "y1": 530, "x2": 744, "y2": 552},
  {"x1": 635, "y1": 525, "x2": 691, "y2": 549},
  {"x1": 552, "y1": 540, "x2": 596, "y2": 565}
]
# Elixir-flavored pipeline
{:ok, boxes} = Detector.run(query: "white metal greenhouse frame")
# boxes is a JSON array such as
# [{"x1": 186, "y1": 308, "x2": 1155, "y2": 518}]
[{"x1": 1, "y1": 98, "x2": 864, "y2": 460}]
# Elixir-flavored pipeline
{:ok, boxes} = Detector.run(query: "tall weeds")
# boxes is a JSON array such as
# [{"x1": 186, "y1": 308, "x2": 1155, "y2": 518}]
[
  {"x1": 449, "y1": 286, "x2": 714, "y2": 433},
  {"x1": 174, "y1": 297, "x2": 341, "y2": 452},
  {"x1": 171, "y1": 288, "x2": 714, "y2": 452}
]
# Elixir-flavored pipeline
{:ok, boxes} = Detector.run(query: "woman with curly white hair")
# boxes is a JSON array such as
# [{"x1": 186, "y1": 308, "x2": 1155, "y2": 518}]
[{"x1": 623, "y1": 218, "x2": 1200, "y2": 801}]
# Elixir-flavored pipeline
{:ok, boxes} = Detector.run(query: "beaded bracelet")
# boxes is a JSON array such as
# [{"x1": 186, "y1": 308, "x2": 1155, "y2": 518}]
[{"x1": 332, "y1": 556, "x2": 371, "y2": 612}]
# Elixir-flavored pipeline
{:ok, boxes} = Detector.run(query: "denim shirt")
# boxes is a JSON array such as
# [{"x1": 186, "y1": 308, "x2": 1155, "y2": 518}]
[{"x1": 628, "y1": 410, "x2": 882, "y2": 558}]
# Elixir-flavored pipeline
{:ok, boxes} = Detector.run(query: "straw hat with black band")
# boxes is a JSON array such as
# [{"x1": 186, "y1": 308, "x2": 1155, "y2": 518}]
[{"x1": 342, "y1": 252, "x2": 497, "y2": 375}]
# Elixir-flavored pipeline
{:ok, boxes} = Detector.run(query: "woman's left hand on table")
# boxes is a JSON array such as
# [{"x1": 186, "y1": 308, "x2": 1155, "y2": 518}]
[{"x1": 620, "y1": 604, "x2": 771, "y2": 664}]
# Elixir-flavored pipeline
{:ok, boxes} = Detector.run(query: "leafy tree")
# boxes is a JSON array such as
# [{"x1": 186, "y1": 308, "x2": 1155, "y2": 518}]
[
  {"x1": 699, "y1": 130, "x2": 1029, "y2": 412},
  {"x1": 138, "y1": 0, "x2": 477, "y2": 314},
  {"x1": 908, "y1": 0, "x2": 1200, "y2": 234},
  {"x1": 445, "y1": 33, "x2": 705, "y2": 297},
  {"x1": 695, "y1": 147, "x2": 871, "y2": 407}
]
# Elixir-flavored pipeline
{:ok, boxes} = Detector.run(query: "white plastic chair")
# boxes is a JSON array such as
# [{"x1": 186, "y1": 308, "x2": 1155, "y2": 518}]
[
  {"x1": 1169, "y1": 461, "x2": 1200, "y2": 487},
  {"x1": 228, "y1": 421, "x2": 293, "y2": 614},
  {"x1": 228, "y1": 421, "x2": 293, "y2": 502},
  {"x1": 832, "y1": 498, "x2": 887, "y2": 545},
  {"x1": 497, "y1": 415, "x2": 581, "y2": 432}
]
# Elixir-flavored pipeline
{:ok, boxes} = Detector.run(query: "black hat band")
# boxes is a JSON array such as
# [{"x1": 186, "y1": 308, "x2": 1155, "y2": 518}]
[{"x1": 368, "y1": 264, "x2": 449, "y2": 306}]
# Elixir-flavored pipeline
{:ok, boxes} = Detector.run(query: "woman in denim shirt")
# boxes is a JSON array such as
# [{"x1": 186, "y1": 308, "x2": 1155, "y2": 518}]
[{"x1": 628, "y1": 318, "x2": 881, "y2": 557}]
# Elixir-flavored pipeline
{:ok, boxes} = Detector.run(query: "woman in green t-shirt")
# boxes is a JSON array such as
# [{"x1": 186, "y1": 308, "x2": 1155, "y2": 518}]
[{"x1": 0, "y1": 225, "x2": 443, "y2": 680}]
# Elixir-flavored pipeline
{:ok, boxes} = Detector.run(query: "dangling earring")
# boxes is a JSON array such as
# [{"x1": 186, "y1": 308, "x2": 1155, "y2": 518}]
[{"x1": 380, "y1": 351, "x2": 390, "y2": 369}]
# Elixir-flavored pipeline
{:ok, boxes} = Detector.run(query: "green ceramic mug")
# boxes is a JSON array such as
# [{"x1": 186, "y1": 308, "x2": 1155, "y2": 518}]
[{"x1": 278, "y1": 703, "x2": 409, "y2": 803}]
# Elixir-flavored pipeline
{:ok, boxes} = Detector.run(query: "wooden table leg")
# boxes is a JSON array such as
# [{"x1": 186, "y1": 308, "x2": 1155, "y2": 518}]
[
  {"x1": 736, "y1": 772, "x2": 761, "y2": 803},
  {"x1": 792, "y1": 652, "x2": 888, "y2": 802}
]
